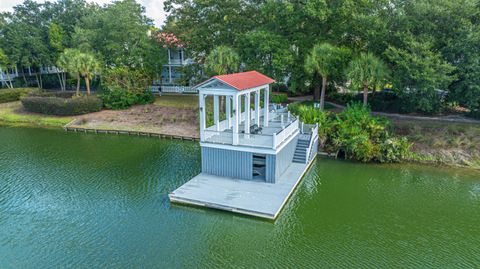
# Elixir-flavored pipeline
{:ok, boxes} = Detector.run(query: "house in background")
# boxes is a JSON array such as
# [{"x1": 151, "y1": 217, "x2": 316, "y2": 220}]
[{"x1": 154, "y1": 32, "x2": 197, "y2": 94}]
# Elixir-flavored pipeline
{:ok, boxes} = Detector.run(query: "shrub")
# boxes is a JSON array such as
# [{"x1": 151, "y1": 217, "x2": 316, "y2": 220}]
[
  {"x1": 270, "y1": 93, "x2": 288, "y2": 104},
  {"x1": 467, "y1": 109, "x2": 480, "y2": 120},
  {"x1": 100, "y1": 67, "x2": 154, "y2": 110},
  {"x1": 0, "y1": 88, "x2": 39, "y2": 103},
  {"x1": 21, "y1": 95, "x2": 103, "y2": 116},
  {"x1": 28, "y1": 91, "x2": 76, "y2": 99},
  {"x1": 100, "y1": 87, "x2": 154, "y2": 110},
  {"x1": 328, "y1": 90, "x2": 445, "y2": 115},
  {"x1": 289, "y1": 102, "x2": 412, "y2": 163}
]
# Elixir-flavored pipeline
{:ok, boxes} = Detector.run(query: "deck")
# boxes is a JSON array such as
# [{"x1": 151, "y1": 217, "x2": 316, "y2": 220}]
[{"x1": 169, "y1": 155, "x2": 316, "y2": 220}]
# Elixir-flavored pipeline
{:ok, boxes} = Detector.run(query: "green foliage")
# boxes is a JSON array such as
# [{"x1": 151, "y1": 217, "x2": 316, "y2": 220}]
[
  {"x1": 467, "y1": 110, "x2": 480, "y2": 120},
  {"x1": 100, "y1": 87, "x2": 154, "y2": 110},
  {"x1": 240, "y1": 30, "x2": 294, "y2": 81},
  {"x1": 385, "y1": 36, "x2": 455, "y2": 92},
  {"x1": 346, "y1": 53, "x2": 389, "y2": 100},
  {"x1": 205, "y1": 46, "x2": 240, "y2": 75},
  {"x1": 21, "y1": 95, "x2": 103, "y2": 116},
  {"x1": 270, "y1": 93, "x2": 288, "y2": 104},
  {"x1": 0, "y1": 88, "x2": 39, "y2": 103},
  {"x1": 100, "y1": 67, "x2": 154, "y2": 109},
  {"x1": 289, "y1": 102, "x2": 412, "y2": 163}
]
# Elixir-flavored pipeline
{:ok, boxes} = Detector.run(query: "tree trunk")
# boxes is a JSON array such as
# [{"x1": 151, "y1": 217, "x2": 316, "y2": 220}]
[
  {"x1": 320, "y1": 75, "x2": 327, "y2": 110},
  {"x1": 57, "y1": 72, "x2": 65, "y2": 91},
  {"x1": 35, "y1": 73, "x2": 42, "y2": 89},
  {"x1": 39, "y1": 73, "x2": 43, "y2": 89},
  {"x1": 5, "y1": 72, "x2": 13, "y2": 88},
  {"x1": 363, "y1": 84, "x2": 369, "y2": 107},
  {"x1": 22, "y1": 70, "x2": 27, "y2": 86},
  {"x1": 313, "y1": 73, "x2": 320, "y2": 102},
  {"x1": 85, "y1": 77, "x2": 90, "y2": 95},
  {"x1": 76, "y1": 74, "x2": 80, "y2": 95}
]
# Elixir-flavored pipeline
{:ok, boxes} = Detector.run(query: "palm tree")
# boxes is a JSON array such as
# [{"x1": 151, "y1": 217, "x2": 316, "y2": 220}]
[
  {"x1": 346, "y1": 53, "x2": 389, "y2": 106},
  {"x1": 57, "y1": 49, "x2": 82, "y2": 95},
  {"x1": 205, "y1": 45, "x2": 240, "y2": 75},
  {"x1": 77, "y1": 52, "x2": 101, "y2": 95},
  {"x1": 305, "y1": 43, "x2": 349, "y2": 110}
]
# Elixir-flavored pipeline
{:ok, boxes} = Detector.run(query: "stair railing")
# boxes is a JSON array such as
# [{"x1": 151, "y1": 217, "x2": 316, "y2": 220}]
[{"x1": 304, "y1": 123, "x2": 318, "y2": 163}]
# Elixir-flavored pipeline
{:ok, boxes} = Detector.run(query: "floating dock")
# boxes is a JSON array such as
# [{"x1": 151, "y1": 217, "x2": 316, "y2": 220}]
[{"x1": 169, "y1": 155, "x2": 316, "y2": 220}]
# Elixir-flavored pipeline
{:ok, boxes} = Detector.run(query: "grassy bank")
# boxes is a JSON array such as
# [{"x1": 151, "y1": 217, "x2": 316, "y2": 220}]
[
  {"x1": 392, "y1": 120, "x2": 480, "y2": 169},
  {"x1": 0, "y1": 101, "x2": 73, "y2": 128}
]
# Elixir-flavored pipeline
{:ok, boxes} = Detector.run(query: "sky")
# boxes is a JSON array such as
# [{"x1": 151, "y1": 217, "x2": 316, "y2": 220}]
[{"x1": 0, "y1": 0, "x2": 168, "y2": 26}]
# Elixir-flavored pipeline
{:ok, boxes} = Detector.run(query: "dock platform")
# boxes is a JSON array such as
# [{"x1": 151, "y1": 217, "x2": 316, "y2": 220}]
[{"x1": 169, "y1": 156, "x2": 316, "y2": 220}]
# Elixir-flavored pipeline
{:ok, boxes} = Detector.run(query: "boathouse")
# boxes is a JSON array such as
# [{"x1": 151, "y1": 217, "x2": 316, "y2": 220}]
[{"x1": 169, "y1": 71, "x2": 319, "y2": 219}]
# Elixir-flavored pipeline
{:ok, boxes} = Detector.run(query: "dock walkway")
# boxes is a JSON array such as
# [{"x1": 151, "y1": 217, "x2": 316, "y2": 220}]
[{"x1": 169, "y1": 156, "x2": 316, "y2": 220}]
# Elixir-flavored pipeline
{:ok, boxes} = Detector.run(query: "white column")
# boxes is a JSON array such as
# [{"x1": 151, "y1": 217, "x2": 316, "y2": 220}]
[
  {"x1": 168, "y1": 66, "x2": 172, "y2": 83},
  {"x1": 226, "y1": 96, "x2": 231, "y2": 128},
  {"x1": 232, "y1": 94, "x2": 239, "y2": 145},
  {"x1": 263, "y1": 86, "x2": 269, "y2": 127},
  {"x1": 213, "y1": 95, "x2": 220, "y2": 131},
  {"x1": 199, "y1": 93, "x2": 206, "y2": 141},
  {"x1": 244, "y1": 93, "x2": 251, "y2": 134},
  {"x1": 255, "y1": 90, "x2": 260, "y2": 126}
]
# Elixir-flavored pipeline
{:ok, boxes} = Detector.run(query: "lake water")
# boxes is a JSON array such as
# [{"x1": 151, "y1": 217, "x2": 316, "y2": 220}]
[{"x1": 0, "y1": 127, "x2": 479, "y2": 268}]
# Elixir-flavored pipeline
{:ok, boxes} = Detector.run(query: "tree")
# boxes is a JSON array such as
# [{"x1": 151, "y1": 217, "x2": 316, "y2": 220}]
[
  {"x1": 205, "y1": 46, "x2": 239, "y2": 75},
  {"x1": 346, "y1": 53, "x2": 389, "y2": 106},
  {"x1": 76, "y1": 52, "x2": 100, "y2": 95},
  {"x1": 0, "y1": 49, "x2": 14, "y2": 89},
  {"x1": 240, "y1": 30, "x2": 293, "y2": 82},
  {"x1": 57, "y1": 49, "x2": 81, "y2": 93},
  {"x1": 304, "y1": 43, "x2": 350, "y2": 109}
]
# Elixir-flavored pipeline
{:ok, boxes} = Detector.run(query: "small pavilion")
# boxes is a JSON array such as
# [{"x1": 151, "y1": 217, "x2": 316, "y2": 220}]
[
  {"x1": 169, "y1": 70, "x2": 319, "y2": 220},
  {"x1": 196, "y1": 70, "x2": 275, "y2": 145}
]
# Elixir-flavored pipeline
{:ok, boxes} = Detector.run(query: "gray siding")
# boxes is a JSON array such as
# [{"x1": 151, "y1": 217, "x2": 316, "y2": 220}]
[
  {"x1": 201, "y1": 147, "x2": 253, "y2": 180},
  {"x1": 274, "y1": 135, "x2": 298, "y2": 180},
  {"x1": 265, "y1": 155, "x2": 276, "y2": 183}
]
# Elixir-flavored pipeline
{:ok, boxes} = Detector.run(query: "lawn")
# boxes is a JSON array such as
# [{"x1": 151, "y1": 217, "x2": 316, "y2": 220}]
[{"x1": 0, "y1": 101, "x2": 73, "y2": 128}]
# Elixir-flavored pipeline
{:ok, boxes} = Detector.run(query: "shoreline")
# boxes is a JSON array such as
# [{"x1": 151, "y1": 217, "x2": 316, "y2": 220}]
[{"x1": 1, "y1": 98, "x2": 478, "y2": 171}]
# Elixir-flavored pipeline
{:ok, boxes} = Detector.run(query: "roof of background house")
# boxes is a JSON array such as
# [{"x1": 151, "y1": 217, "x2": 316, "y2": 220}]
[{"x1": 197, "y1": 71, "x2": 275, "y2": 91}]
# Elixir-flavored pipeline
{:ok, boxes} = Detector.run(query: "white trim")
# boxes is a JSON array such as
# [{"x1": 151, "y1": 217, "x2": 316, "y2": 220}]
[{"x1": 200, "y1": 130, "x2": 299, "y2": 155}]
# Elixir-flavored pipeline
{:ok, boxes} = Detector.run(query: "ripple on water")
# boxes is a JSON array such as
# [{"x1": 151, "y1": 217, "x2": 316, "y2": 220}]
[{"x1": 0, "y1": 128, "x2": 479, "y2": 268}]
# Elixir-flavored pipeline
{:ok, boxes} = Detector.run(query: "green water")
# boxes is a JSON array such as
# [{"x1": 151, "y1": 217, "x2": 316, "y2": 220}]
[{"x1": 0, "y1": 127, "x2": 479, "y2": 268}]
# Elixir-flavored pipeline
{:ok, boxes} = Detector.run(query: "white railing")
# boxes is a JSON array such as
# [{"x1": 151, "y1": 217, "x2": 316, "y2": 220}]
[
  {"x1": 238, "y1": 133, "x2": 273, "y2": 148},
  {"x1": 203, "y1": 130, "x2": 233, "y2": 144},
  {"x1": 161, "y1": 85, "x2": 198, "y2": 94},
  {"x1": 305, "y1": 123, "x2": 318, "y2": 163},
  {"x1": 273, "y1": 118, "x2": 299, "y2": 148}
]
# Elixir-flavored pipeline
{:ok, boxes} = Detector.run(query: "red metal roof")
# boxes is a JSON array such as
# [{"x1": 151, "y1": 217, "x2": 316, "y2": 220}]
[{"x1": 212, "y1": 71, "x2": 275, "y2": 90}]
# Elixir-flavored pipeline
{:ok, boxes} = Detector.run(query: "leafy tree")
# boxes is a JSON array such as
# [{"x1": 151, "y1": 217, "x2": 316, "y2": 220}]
[
  {"x1": 205, "y1": 46, "x2": 239, "y2": 75},
  {"x1": 72, "y1": 0, "x2": 163, "y2": 72},
  {"x1": 240, "y1": 30, "x2": 293, "y2": 82},
  {"x1": 304, "y1": 43, "x2": 350, "y2": 109},
  {"x1": 0, "y1": 49, "x2": 14, "y2": 88},
  {"x1": 346, "y1": 53, "x2": 389, "y2": 106}
]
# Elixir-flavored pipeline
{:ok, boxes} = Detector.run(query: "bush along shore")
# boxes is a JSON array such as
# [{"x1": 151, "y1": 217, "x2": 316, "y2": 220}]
[
  {"x1": 289, "y1": 102, "x2": 412, "y2": 163},
  {"x1": 289, "y1": 101, "x2": 480, "y2": 169}
]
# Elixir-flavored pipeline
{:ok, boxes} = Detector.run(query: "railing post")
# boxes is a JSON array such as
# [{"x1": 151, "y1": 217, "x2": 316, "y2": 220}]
[
  {"x1": 288, "y1": 111, "x2": 291, "y2": 122},
  {"x1": 301, "y1": 122, "x2": 304, "y2": 134},
  {"x1": 272, "y1": 133, "x2": 277, "y2": 149},
  {"x1": 281, "y1": 114, "x2": 284, "y2": 129}
]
